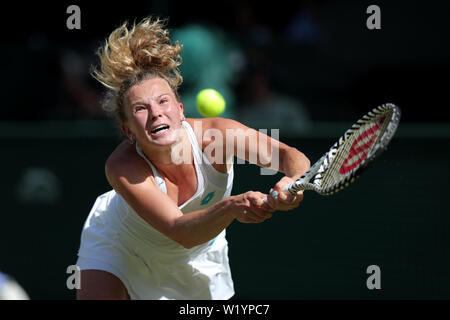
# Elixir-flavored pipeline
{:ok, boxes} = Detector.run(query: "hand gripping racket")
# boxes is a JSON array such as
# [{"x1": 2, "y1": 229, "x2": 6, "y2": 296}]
[{"x1": 284, "y1": 103, "x2": 401, "y2": 195}]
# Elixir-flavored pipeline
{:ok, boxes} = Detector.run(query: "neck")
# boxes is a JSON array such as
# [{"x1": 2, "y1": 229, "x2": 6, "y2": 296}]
[{"x1": 138, "y1": 127, "x2": 194, "y2": 179}]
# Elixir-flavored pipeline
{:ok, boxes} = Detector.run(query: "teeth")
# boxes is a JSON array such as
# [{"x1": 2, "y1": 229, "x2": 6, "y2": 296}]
[{"x1": 151, "y1": 125, "x2": 169, "y2": 134}]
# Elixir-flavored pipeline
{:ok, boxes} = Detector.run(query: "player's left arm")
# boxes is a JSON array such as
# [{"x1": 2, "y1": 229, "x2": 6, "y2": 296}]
[{"x1": 212, "y1": 118, "x2": 310, "y2": 210}]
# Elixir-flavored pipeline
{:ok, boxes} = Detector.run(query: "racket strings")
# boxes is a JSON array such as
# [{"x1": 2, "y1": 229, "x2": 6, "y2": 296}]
[
  {"x1": 320, "y1": 112, "x2": 390, "y2": 190},
  {"x1": 368, "y1": 110, "x2": 393, "y2": 156},
  {"x1": 321, "y1": 132, "x2": 358, "y2": 188}
]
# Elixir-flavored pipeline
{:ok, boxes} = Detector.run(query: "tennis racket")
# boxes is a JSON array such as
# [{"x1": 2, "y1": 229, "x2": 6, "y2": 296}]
[{"x1": 284, "y1": 103, "x2": 401, "y2": 195}]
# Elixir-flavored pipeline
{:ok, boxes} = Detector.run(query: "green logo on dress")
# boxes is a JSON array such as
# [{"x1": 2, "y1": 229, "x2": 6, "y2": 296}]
[{"x1": 200, "y1": 191, "x2": 215, "y2": 205}]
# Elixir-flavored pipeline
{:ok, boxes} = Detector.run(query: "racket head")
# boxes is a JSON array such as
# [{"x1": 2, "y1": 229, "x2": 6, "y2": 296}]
[{"x1": 287, "y1": 103, "x2": 401, "y2": 195}]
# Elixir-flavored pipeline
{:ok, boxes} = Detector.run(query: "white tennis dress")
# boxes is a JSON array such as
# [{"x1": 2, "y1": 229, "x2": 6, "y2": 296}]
[{"x1": 76, "y1": 121, "x2": 235, "y2": 300}]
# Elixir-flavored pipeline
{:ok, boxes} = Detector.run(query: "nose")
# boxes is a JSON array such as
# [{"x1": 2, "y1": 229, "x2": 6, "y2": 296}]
[{"x1": 149, "y1": 102, "x2": 163, "y2": 120}]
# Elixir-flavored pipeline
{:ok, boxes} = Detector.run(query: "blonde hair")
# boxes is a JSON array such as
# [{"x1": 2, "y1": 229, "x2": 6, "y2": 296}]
[{"x1": 91, "y1": 17, "x2": 183, "y2": 122}]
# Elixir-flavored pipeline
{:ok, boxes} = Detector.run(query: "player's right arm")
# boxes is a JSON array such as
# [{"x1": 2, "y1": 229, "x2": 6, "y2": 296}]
[{"x1": 105, "y1": 143, "x2": 273, "y2": 249}]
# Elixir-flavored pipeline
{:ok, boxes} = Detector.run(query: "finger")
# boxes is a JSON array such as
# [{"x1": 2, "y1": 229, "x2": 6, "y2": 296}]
[
  {"x1": 252, "y1": 194, "x2": 275, "y2": 211},
  {"x1": 242, "y1": 213, "x2": 265, "y2": 223},
  {"x1": 276, "y1": 191, "x2": 292, "y2": 202},
  {"x1": 251, "y1": 213, "x2": 272, "y2": 223},
  {"x1": 249, "y1": 206, "x2": 273, "y2": 219},
  {"x1": 274, "y1": 177, "x2": 292, "y2": 193},
  {"x1": 284, "y1": 192, "x2": 304, "y2": 204},
  {"x1": 286, "y1": 194, "x2": 298, "y2": 203},
  {"x1": 250, "y1": 215, "x2": 271, "y2": 223},
  {"x1": 237, "y1": 209, "x2": 258, "y2": 223},
  {"x1": 247, "y1": 207, "x2": 272, "y2": 221},
  {"x1": 259, "y1": 200, "x2": 275, "y2": 212},
  {"x1": 269, "y1": 188, "x2": 279, "y2": 199},
  {"x1": 273, "y1": 182, "x2": 284, "y2": 194},
  {"x1": 249, "y1": 192, "x2": 275, "y2": 211},
  {"x1": 265, "y1": 194, "x2": 276, "y2": 210},
  {"x1": 265, "y1": 211, "x2": 273, "y2": 219},
  {"x1": 249, "y1": 193, "x2": 266, "y2": 207},
  {"x1": 278, "y1": 190, "x2": 302, "y2": 203}
]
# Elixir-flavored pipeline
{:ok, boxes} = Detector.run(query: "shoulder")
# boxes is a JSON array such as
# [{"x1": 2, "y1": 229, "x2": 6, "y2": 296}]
[
  {"x1": 186, "y1": 117, "x2": 249, "y2": 138},
  {"x1": 186, "y1": 117, "x2": 257, "y2": 148},
  {"x1": 186, "y1": 117, "x2": 247, "y2": 150},
  {"x1": 105, "y1": 141, "x2": 153, "y2": 187}
]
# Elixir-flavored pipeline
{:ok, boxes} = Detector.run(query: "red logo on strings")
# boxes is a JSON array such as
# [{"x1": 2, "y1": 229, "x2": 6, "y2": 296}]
[{"x1": 339, "y1": 117, "x2": 385, "y2": 174}]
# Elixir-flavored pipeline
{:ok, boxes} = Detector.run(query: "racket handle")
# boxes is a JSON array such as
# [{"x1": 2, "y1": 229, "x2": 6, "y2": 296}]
[
  {"x1": 283, "y1": 183, "x2": 293, "y2": 193},
  {"x1": 283, "y1": 181, "x2": 301, "y2": 195}
]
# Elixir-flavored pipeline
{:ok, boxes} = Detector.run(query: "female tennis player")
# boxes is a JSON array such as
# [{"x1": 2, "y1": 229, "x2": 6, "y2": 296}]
[{"x1": 75, "y1": 17, "x2": 310, "y2": 300}]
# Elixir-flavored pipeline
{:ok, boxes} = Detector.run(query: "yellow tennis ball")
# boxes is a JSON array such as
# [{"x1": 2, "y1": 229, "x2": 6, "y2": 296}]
[{"x1": 196, "y1": 89, "x2": 226, "y2": 117}]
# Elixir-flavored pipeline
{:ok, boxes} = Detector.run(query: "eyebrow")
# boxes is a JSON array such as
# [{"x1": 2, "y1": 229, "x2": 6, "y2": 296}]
[{"x1": 130, "y1": 93, "x2": 170, "y2": 106}]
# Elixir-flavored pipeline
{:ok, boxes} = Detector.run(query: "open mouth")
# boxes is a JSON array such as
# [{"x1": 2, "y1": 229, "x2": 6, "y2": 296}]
[{"x1": 150, "y1": 125, "x2": 170, "y2": 134}]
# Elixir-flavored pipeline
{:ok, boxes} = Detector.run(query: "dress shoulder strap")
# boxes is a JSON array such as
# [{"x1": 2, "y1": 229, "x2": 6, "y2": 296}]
[{"x1": 135, "y1": 142, "x2": 167, "y2": 194}]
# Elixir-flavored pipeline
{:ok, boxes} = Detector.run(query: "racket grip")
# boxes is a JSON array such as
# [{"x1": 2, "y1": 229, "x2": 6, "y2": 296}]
[
  {"x1": 283, "y1": 181, "x2": 302, "y2": 195},
  {"x1": 283, "y1": 183, "x2": 293, "y2": 193}
]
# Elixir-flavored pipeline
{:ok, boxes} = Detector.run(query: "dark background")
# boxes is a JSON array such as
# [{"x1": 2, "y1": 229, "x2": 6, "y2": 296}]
[
  {"x1": 0, "y1": 0, "x2": 449, "y2": 299},
  {"x1": 2, "y1": 0, "x2": 449, "y2": 122}
]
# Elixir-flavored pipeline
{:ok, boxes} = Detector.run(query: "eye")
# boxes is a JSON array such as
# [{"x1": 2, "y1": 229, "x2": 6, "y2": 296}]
[
  {"x1": 160, "y1": 97, "x2": 169, "y2": 104},
  {"x1": 134, "y1": 105, "x2": 146, "y2": 112}
]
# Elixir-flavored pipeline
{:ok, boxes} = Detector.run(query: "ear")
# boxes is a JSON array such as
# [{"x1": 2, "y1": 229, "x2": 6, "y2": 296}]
[
  {"x1": 179, "y1": 103, "x2": 185, "y2": 121},
  {"x1": 121, "y1": 122, "x2": 131, "y2": 137}
]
